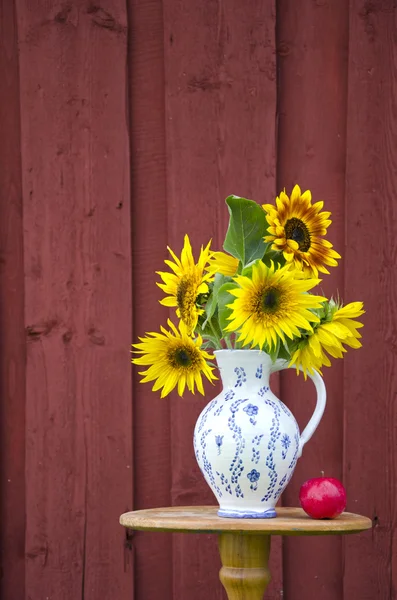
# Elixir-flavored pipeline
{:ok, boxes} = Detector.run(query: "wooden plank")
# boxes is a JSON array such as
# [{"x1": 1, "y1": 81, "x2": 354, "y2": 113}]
[
  {"x1": 127, "y1": 0, "x2": 173, "y2": 597},
  {"x1": 276, "y1": 1, "x2": 349, "y2": 598},
  {"x1": 343, "y1": 2, "x2": 396, "y2": 599},
  {"x1": 120, "y1": 506, "x2": 372, "y2": 535},
  {"x1": 16, "y1": 2, "x2": 133, "y2": 598},
  {"x1": 162, "y1": 1, "x2": 277, "y2": 597},
  {"x1": 0, "y1": 2, "x2": 26, "y2": 599}
]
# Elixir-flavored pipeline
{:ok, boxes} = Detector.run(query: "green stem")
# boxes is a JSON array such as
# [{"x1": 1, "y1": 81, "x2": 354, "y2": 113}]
[
  {"x1": 224, "y1": 336, "x2": 232, "y2": 349},
  {"x1": 234, "y1": 336, "x2": 243, "y2": 349},
  {"x1": 208, "y1": 318, "x2": 222, "y2": 350}
]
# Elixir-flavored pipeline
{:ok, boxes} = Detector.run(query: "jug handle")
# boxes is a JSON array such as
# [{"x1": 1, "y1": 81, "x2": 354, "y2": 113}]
[{"x1": 270, "y1": 359, "x2": 326, "y2": 458}]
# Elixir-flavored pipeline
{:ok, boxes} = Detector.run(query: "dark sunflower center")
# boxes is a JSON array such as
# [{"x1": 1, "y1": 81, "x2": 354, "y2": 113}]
[
  {"x1": 176, "y1": 275, "x2": 198, "y2": 330},
  {"x1": 176, "y1": 277, "x2": 190, "y2": 310},
  {"x1": 168, "y1": 344, "x2": 201, "y2": 370},
  {"x1": 261, "y1": 287, "x2": 280, "y2": 313},
  {"x1": 175, "y1": 348, "x2": 192, "y2": 366},
  {"x1": 284, "y1": 217, "x2": 311, "y2": 252}
]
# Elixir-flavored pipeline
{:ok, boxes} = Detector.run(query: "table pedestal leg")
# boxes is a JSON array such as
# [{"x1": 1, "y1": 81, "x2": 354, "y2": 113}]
[{"x1": 218, "y1": 533, "x2": 271, "y2": 599}]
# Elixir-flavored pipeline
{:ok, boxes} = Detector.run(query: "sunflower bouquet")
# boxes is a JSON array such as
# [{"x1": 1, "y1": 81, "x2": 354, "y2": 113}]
[{"x1": 132, "y1": 185, "x2": 364, "y2": 397}]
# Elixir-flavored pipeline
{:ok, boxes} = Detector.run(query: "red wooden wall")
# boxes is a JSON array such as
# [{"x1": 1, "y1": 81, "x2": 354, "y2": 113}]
[{"x1": 0, "y1": 1, "x2": 396, "y2": 599}]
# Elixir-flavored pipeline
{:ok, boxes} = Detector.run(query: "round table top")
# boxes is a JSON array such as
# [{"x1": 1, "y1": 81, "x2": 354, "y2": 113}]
[{"x1": 119, "y1": 506, "x2": 372, "y2": 536}]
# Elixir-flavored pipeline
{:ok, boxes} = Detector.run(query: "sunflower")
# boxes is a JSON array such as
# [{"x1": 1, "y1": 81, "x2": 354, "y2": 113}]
[
  {"x1": 206, "y1": 251, "x2": 239, "y2": 277},
  {"x1": 157, "y1": 234, "x2": 213, "y2": 334},
  {"x1": 263, "y1": 185, "x2": 341, "y2": 277},
  {"x1": 225, "y1": 261, "x2": 326, "y2": 351},
  {"x1": 289, "y1": 301, "x2": 365, "y2": 378},
  {"x1": 132, "y1": 319, "x2": 217, "y2": 397}
]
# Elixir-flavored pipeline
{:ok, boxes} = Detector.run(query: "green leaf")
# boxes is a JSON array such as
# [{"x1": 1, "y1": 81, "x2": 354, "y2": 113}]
[
  {"x1": 262, "y1": 249, "x2": 286, "y2": 269},
  {"x1": 201, "y1": 310, "x2": 222, "y2": 340},
  {"x1": 203, "y1": 273, "x2": 227, "y2": 328},
  {"x1": 200, "y1": 334, "x2": 221, "y2": 350},
  {"x1": 268, "y1": 338, "x2": 280, "y2": 363},
  {"x1": 218, "y1": 283, "x2": 237, "y2": 335},
  {"x1": 240, "y1": 258, "x2": 262, "y2": 279},
  {"x1": 277, "y1": 343, "x2": 291, "y2": 361},
  {"x1": 223, "y1": 195, "x2": 268, "y2": 267}
]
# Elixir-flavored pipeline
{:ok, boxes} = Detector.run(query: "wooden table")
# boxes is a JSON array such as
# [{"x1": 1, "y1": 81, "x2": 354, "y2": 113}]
[{"x1": 119, "y1": 506, "x2": 372, "y2": 599}]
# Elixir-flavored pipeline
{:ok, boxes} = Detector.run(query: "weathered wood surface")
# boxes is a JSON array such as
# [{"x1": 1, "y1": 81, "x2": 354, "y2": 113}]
[
  {"x1": 343, "y1": 2, "x2": 397, "y2": 599},
  {"x1": 0, "y1": 1, "x2": 395, "y2": 599},
  {"x1": 127, "y1": 0, "x2": 173, "y2": 597},
  {"x1": 162, "y1": 0, "x2": 279, "y2": 596},
  {"x1": 120, "y1": 506, "x2": 372, "y2": 535},
  {"x1": 277, "y1": 1, "x2": 349, "y2": 598},
  {"x1": 0, "y1": 2, "x2": 26, "y2": 599},
  {"x1": 16, "y1": 2, "x2": 133, "y2": 599},
  {"x1": 120, "y1": 507, "x2": 371, "y2": 599}
]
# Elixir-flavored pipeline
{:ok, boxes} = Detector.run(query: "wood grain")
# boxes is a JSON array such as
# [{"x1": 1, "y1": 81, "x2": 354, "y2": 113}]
[
  {"x1": 127, "y1": 0, "x2": 173, "y2": 597},
  {"x1": 276, "y1": 1, "x2": 349, "y2": 598},
  {"x1": 1, "y1": 3, "x2": 395, "y2": 599},
  {"x1": 343, "y1": 2, "x2": 397, "y2": 599},
  {"x1": 162, "y1": 1, "x2": 278, "y2": 597},
  {"x1": 219, "y1": 533, "x2": 271, "y2": 600},
  {"x1": 0, "y1": 2, "x2": 26, "y2": 599},
  {"x1": 120, "y1": 506, "x2": 372, "y2": 535},
  {"x1": 16, "y1": 2, "x2": 133, "y2": 598}
]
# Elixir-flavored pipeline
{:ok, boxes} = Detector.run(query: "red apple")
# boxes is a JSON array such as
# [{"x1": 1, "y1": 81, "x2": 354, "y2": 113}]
[{"x1": 299, "y1": 476, "x2": 347, "y2": 519}]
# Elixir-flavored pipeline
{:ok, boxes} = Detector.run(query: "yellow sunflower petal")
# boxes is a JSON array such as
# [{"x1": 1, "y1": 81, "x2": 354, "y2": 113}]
[
  {"x1": 131, "y1": 321, "x2": 217, "y2": 397},
  {"x1": 263, "y1": 185, "x2": 341, "y2": 277},
  {"x1": 225, "y1": 261, "x2": 325, "y2": 353},
  {"x1": 290, "y1": 299, "x2": 364, "y2": 376},
  {"x1": 157, "y1": 234, "x2": 213, "y2": 334},
  {"x1": 206, "y1": 251, "x2": 239, "y2": 277}
]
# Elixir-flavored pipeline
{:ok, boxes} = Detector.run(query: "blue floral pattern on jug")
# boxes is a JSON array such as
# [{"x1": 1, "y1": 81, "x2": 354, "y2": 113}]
[
  {"x1": 193, "y1": 351, "x2": 325, "y2": 520},
  {"x1": 258, "y1": 385, "x2": 270, "y2": 396},
  {"x1": 200, "y1": 428, "x2": 222, "y2": 497},
  {"x1": 288, "y1": 430, "x2": 300, "y2": 469},
  {"x1": 273, "y1": 472, "x2": 288, "y2": 499},
  {"x1": 217, "y1": 471, "x2": 232, "y2": 495},
  {"x1": 251, "y1": 433, "x2": 263, "y2": 465},
  {"x1": 243, "y1": 403, "x2": 259, "y2": 425},
  {"x1": 215, "y1": 435, "x2": 223, "y2": 455},
  {"x1": 247, "y1": 469, "x2": 260, "y2": 490},
  {"x1": 234, "y1": 367, "x2": 247, "y2": 387},
  {"x1": 281, "y1": 433, "x2": 291, "y2": 459},
  {"x1": 279, "y1": 401, "x2": 293, "y2": 418},
  {"x1": 228, "y1": 399, "x2": 246, "y2": 491}
]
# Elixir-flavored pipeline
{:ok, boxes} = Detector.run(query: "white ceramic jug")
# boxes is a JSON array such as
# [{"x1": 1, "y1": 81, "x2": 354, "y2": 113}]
[{"x1": 193, "y1": 349, "x2": 326, "y2": 518}]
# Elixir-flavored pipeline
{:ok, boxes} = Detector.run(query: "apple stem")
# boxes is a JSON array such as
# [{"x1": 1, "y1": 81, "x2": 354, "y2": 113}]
[{"x1": 321, "y1": 470, "x2": 325, "y2": 478}]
